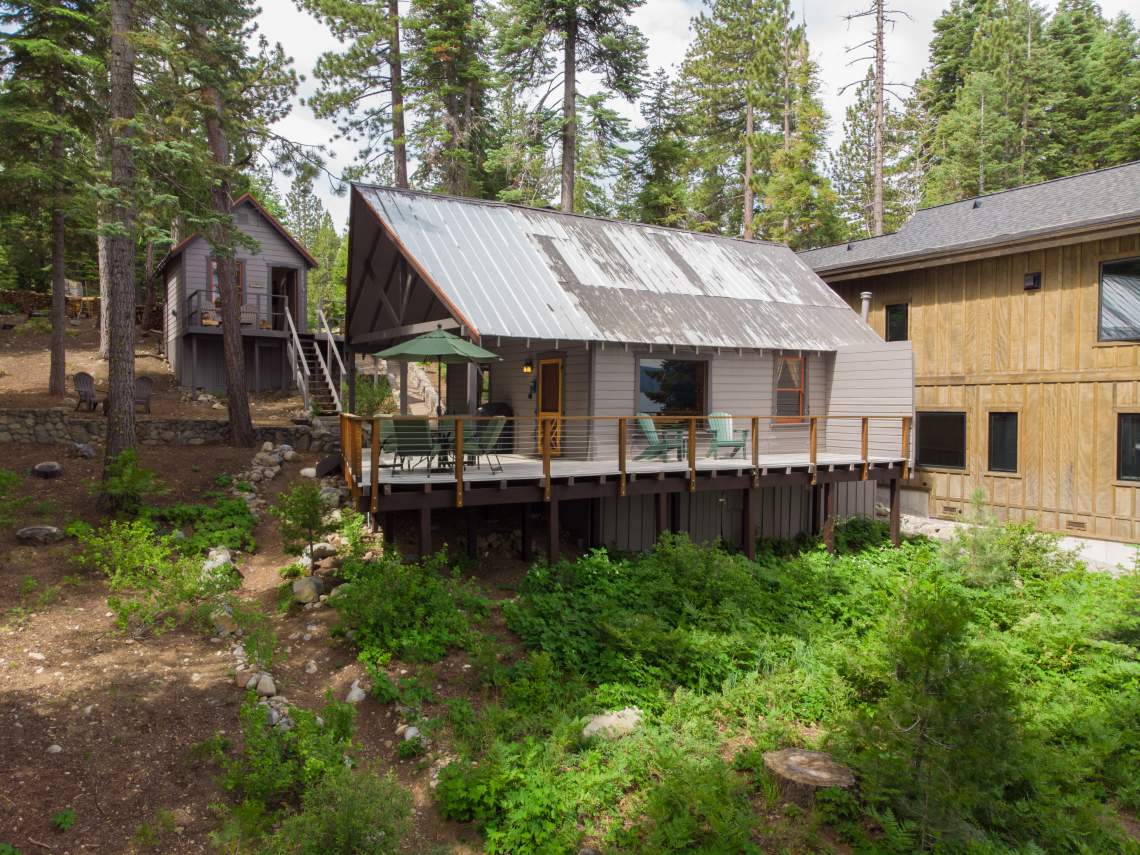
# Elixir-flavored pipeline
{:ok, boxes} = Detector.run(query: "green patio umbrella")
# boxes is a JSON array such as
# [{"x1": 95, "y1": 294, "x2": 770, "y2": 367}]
[{"x1": 375, "y1": 325, "x2": 500, "y2": 415}]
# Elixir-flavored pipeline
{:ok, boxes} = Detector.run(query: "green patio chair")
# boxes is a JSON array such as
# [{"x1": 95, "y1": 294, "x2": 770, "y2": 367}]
[
  {"x1": 465, "y1": 416, "x2": 506, "y2": 474},
  {"x1": 392, "y1": 417, "x2": 439, "y2": 471},
  {"x1": 706, "y1": 411, "x2": 748, "y2": 459},
  {"x1": 634, "y1": 414, "x2": 686, "y2": 461}
]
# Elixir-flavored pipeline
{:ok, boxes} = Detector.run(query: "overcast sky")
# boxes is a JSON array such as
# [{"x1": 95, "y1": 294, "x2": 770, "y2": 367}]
[{"x1": 256, "y1": 0, "x2": 1133, "y2": 225}]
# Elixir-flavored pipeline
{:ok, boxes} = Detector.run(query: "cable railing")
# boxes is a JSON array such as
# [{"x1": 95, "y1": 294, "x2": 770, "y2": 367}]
[{"x1": 339, "y1": 413, "x2": 912, "y2": 512}]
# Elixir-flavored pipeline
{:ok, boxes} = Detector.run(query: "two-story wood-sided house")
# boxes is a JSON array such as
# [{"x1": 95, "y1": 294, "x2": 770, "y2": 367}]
[
  {"x1": 802, "y1": 161, "x2": 1140, "y2": 543},
  {"x1": 158, "y1": 193, "x2": 327, "y2": 399}
]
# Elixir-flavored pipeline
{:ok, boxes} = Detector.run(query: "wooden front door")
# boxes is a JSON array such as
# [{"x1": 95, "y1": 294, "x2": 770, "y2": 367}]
[{"x1": 537, "y1": 358, "x2": 563, "y2": 456}]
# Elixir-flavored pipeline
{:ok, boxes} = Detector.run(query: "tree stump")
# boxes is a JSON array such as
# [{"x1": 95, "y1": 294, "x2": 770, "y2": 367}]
[{"x1": 762, "y1": 748, "x2": 855, "y2": 807}]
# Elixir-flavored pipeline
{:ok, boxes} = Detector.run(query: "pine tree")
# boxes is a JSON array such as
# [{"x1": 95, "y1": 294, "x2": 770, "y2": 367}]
[
  {"x1": 573, "y1": 93, "x2": 631, "y2": 216},
  {"x1": 404, "y1": 0, "x2": 493, "y2": 196},
  {"x1": 300, "y1": 0, "x2": 408, "y2": 186},
  {"x1": 0, "y1": 0, "x2": 103, "y2": 395},
  {"x1": 921, "y1": 0, "x2": 991, "y2": 119},
  {"x1": 306, "y1": 213, "x2": 344, "y2": 328},
  {"x1": 1041, "y1": 0, "x2": 1103, "y2": 176},
  {"x1": 629, "y1": 68, "x2": 692, "y2": 227},
  {"x1": 284, "y1": 176, "x2": 326, "y2": 251},
  {"x1": 496, "y1": 0, "x2": 647, "y2": 212},
  {"x1": 482, "y1": 82, "x2": 558, "y2": 205},
  {"x1": 1084, "y1": 14, "x2": 1140, "y2": 168},
  {"x1": 832, "y1": 68, "x2": 902, "y2": 238}
]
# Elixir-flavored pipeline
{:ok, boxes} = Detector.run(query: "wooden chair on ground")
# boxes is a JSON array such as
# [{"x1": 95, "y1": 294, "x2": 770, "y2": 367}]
[
  {"x1": 133, "y1": 376, "x2": 154, "y2": 414},
  {"x1": 706, "y1": 411, "x2": 748, "y2": 459},
  {"x1": 73, "y1": 372, "x2": 103, "y2": 412},
  {"x1": 633, "y1": 415, "x2": 686, "y2": 461},
  {"x1": 392, "y1": 418, "x2": 440, "y2": 472}
]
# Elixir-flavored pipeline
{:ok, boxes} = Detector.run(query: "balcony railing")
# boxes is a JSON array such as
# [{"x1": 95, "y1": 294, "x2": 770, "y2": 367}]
[
  {"x1": 339, "y1": 413, "x2": 912, "y2": 513},
  {"x1": 184, "y1": 290, "x2": 291, "y2": 331}
]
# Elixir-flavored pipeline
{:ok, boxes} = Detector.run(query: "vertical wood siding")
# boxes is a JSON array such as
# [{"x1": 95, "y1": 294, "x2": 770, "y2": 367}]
[{"x1": 831, "y1": 232, "x2": 1140, "y2": 542}]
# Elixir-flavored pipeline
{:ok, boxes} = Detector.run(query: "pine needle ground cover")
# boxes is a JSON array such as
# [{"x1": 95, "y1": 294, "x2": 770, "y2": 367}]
[{"x1": 425, "y1": 523, "x2": 1139, "y2": 854}]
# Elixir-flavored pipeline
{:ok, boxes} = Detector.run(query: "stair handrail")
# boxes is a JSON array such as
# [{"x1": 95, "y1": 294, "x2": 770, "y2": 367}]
[
  {"x1": 307, "y1": 316, "x2": 342, "y2": 413},
  {"x1": 284, "y1": 306, "x2": 312, "y2": 413},
  {"x1": 317, "y1": 307, "x2": 348, "y2": 385}
]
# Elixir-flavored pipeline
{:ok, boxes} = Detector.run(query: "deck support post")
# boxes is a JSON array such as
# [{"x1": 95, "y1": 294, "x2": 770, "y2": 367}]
[
  {"x1": 547, "y1": 498, "x2": 560, "y2": 564},
  {"x1": 521, "y1": 503, "x2": 533, "y2": 561},
  {"x1": 889, "y1": 477, "x2": 901, "y2": 546},
  {"x1": 743, "y1": 486, "x2": 757, "y2": 560},
  {"x1": 809, "y1": 484, "x2": 821, "y2": 536},
  {"x1": 383, "y1": 512, "x2": 395, "y2": 543},
  {"x1": 822, "y1": 481, "x2": 837, "y2": 553},
  {"x1": 655, "y1": 492, "x2": 669, "y2": 541},
  {"x1": 418, "y1": 506, "x2": 431, "y2": 559}
]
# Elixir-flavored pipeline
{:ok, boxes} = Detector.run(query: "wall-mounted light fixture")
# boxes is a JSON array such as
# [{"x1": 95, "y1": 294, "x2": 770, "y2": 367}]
[{"x1": 522, "y1": 358, "x2": 534, "y2": 375}]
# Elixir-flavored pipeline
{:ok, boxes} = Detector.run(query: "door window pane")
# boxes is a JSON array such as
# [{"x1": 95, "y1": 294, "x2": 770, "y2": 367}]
[
  {"x1": 1099, "y1": 258, "x2": 1140, "y2": 341},
  {"x1": 539, "y1": 361, "x2": 561, "y2": 412},
  {"x1": 988, "y1": 412, "x2": 1018, "y2": 473},
  {"x1": 916, "y1": 411, "x2": 966, "y2": 469},
  {"x1": 1119, "y1": 414, "x2": 1140, "y2": 482},
  {"x1": 639, "y1": 359, "x2": 706, "y2": 415},
  {"x1": 885, "y1": 304, "x2": 908, "y2": 342}
]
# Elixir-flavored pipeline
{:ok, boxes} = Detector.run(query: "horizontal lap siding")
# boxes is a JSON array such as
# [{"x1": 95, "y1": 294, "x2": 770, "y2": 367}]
[
  {"x1": 831, "y1": 231, "x2": 1140, "y2": 542},
  {"x1": 165, "y1": 263, "x2": 181, "y2": 376},
  {"x1": 826, "y1": 342, "x2": 914, "y2": 459}
]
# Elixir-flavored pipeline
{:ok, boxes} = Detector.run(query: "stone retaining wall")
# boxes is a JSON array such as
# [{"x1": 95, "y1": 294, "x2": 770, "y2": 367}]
[{"x1": 0, "y1": 408, "x2": 339, "y2": 452}]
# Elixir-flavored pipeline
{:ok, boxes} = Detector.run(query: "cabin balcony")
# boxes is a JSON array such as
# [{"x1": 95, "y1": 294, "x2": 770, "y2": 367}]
[{"x1": 183, "y1": 289, "x2": 295, "y2": 336}]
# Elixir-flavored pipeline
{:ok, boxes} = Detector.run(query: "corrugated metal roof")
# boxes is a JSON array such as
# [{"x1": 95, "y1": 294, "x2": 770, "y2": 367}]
[
  {"x1": 354, "y1": 184, "x2": 879, "y2": 351},
  {"x1": 801, "y1": 161, "x2": 1140, "y2": 274}
]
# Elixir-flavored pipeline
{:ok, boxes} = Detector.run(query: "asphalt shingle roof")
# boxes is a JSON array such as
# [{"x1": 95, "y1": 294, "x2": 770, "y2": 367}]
[{"x1": 801, "y1": 161, "x2": 1140, "y2": 275}]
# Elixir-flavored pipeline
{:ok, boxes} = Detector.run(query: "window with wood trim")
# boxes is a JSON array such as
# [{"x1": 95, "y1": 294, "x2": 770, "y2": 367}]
[
  {"x1": 916, "y1": 411, "x2": 966, "y2": 469},
  {"x1": 987, "y1": 412, "x2": 1018, "y2": 473},
  {"x1": 1118, "y1": 414, "x2": 1140, "y2": 482},
  {"x1": 1098, "y1": 257, "x2": 1140, "y2": 341},
  {"x1": 885, "y1": 303, "x2": 908, "y2": 342},
  {"x1": 207, "y1": 258, "x2": 245, "y2": 306},
  {"x1": 774, "y1": 354, "x2": 807, "y2": 422}
]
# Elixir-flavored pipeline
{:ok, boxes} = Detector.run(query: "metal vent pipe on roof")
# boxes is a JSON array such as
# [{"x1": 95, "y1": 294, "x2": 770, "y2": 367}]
[{"x1": 860, "y1": 291, "x2": 872, "y2": 322}]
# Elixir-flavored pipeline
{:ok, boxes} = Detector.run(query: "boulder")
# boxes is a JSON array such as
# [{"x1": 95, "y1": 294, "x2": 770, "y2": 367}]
[
  {"x1": 255, "y1": 673, "x2": 277, "y2": 697},
  {"x1": 315, "y1": 453, "x2": 342, "y2": 478},
  {"x1": 261, "y1": 441, "x2": 274, "y2": 453},
  {"x1": 300, "y1": 467, "x2": 317, "y2": 479},
  {"x1": 761, "y1": 748, "x2": 855, "y2": 807},
  {"x1": 283, "y1": 450, "x2": 298, "y2": 462},
  {"x1": 203, "y1": 546, "x2": 234, "y2": 573},
  {"x1": 292, "y1": 576, "x2": 324, "y2": 604},
  {"x1": 31, "y1": 461, "x2": 62, "y2": 479},
  {"x1": 319, "y1": 486, "x2": 342, "y2": 508},
  {"x1": 16, "y1": 525, "x2": 64, "y2": 545},
  {"x1": 71, "y1": 442, "x2": 96, "y2": 459},
  {"x1": 345, "y1": 680, "x2": 367, "y2": 704},
  {"x1": 309, "y1": 542, "x2": 337, "y2": 560},
  {"x1": 582, "y1": 707, "x2": 641, "y2": 740}
]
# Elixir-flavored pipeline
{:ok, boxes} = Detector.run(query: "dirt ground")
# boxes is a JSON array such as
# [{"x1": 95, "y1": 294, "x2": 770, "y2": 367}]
[
  {"x1": 0, "y1": 314, "x2": 304, "y2": 423},
  {"x1": 0, "y1": 439, "x2": 532, "y2": 853}
]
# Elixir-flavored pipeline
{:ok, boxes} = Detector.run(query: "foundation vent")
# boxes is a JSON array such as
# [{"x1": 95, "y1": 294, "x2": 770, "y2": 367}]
[
  {"x1": 941, "y1": 505, "x2": 962, "y2": 516},
  {"x1": 1065, "y1": 520, "x2": 1088, "y2": 532}
]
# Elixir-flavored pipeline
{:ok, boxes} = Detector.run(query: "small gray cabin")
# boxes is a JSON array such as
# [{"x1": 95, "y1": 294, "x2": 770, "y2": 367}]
[
  {"x1": 340, "y1": 185, "x2": 917, "y2": 559},
  {"x1": 159, "y1": 194, "x2": 339, "y2": 410}
]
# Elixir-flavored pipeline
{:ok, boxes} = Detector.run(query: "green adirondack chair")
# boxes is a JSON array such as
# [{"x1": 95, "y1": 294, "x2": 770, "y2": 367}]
[
  {"x1": 706, "y1": 411, "x2": 748, "y2": 459},
  {"x1": 634, "y1": 415, "x2": 686, "y2": 461}
]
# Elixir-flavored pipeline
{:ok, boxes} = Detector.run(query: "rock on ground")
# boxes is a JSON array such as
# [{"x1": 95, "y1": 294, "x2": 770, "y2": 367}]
[
  {"x1": 292, "y1": 576, "x2": 324, "y2": 604},
  {"x1": 309, "y1": 542, "x2": 338, "y2": 560},
  {"x1": 582, "y1": 707, "x2": 642, "y2": 740},
  {"x1": 300, "y1": 467, "x2": 317, "y2": 479},
  {"x1": 255, "y1": 674, "x2": 277, "y2": 697},
  {"x1": 32, "y1": 461, "x2": 63, "y2": 479},
  {"x1": 345, "y1": 680, "x2": 367, "y2": 704},
  {"x1": 16, "y1": 525, "x2": 64, "y2": 545}
]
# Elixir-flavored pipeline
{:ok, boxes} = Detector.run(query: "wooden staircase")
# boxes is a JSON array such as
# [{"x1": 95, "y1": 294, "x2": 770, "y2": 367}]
[{"x1": 299, "y1": 336, "x2": 339, "y2": 415}]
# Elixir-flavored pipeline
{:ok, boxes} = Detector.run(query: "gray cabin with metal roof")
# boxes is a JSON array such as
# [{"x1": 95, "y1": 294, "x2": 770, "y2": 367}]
[{"x1": 345, "y1": 185, "x2": 915, "y2": 547}]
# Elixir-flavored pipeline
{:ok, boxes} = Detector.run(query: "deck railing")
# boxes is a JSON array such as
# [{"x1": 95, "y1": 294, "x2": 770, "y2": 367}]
[{"x1": 339, "y1": 412, "x2": 912, "y2": 513}]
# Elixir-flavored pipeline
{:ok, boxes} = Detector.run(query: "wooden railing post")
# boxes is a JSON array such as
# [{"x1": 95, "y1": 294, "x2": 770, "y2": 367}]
[
  {"x1": 860, "y1": 416, "x2": 869, "y2": 481},
  {"x1": 370, "y1": 416, "x2": 379, "y2": 515},
  {"x1": 455, "y1": 417, "x2": 464, "y2": 508},
  {"x1": 751, "y1": 416, "x2": 759, "y2": 487},
  {"x1": 809, "y1": 416, "x2": 818, "y2": 484},
  {"x1": 902, "y1": 417, "x2": 912, "y2": 483},
  {"x1": 618, "y1": 417, "x2": 627, "y2": 497},
  {"x1": 542, "y1": 417, "x2": 552, "y2": 502},
  {"x1": 688, "y1": 416, "x2": 697, "y2": 492}
]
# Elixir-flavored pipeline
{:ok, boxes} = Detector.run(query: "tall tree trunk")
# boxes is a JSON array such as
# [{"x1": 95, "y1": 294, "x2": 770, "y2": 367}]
[
  {"x1": 742, "y1": 102, "x2": 754, "y2": 239},
  {"x1": 97, "y1": 229, "x2": 110, "y2": 359},
  {"x1": 49, "y1": 130, "x2": 67, "y2": 397},
  {"x1": 560, "y1": 16, "x2": 577, "y2": 213},
  {"x1": 202, "y1": 85, "x2": 256, "y2": 448},
  {"x1": 872, "y1": 0, "x2": 885, "y2": 237},
  {"x1": 105, "y1": 0, "x2": 137, "y2": 463},
  {"x1": 389, "y1": 0, "x2": 408, "y2": 189}
]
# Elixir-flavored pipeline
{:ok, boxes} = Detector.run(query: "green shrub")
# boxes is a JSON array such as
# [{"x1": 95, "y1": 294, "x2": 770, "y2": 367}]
[
  {"x1": 262, "y1": 766, "x2": 411, "y2": 854},
  {"x1": 142, "y1": 495, "x2": 257, "y2": 554},
  {"x1": 69, "y1": 519, "x2": 239, "y2": 633},
  {"x1": 332, "y1": 550, "x2": 490, "y2": 663},
  {"x1": 16, "y1": 316, "x2": 50, "y2": 334},
  {"x1": 270, "y1": 483, "x2": 335, "y2": 561},
  {"x1": 343, "y1": 374, "x2": 396, "y2": 418},
  {"x1": 93, "y1": 449, "x2": 166, "y2": 515},
  {"x1": 222, "y1": 695, "x2": 356, "y2": 807}
]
